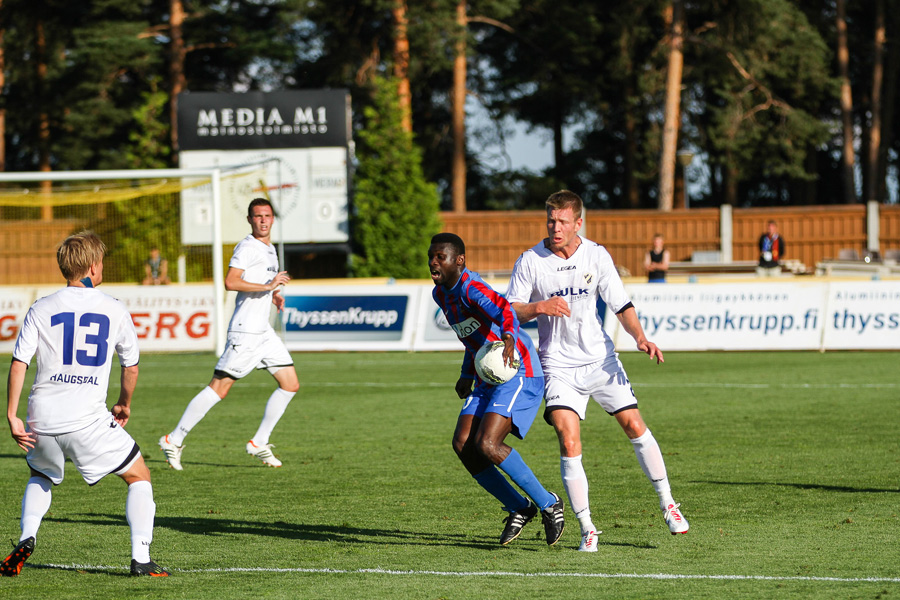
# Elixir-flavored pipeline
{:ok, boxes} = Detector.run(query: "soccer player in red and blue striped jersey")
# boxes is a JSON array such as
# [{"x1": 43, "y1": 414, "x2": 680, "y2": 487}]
[{"x1": 429, "y1": 233, "x2": 564, "y2": 546}]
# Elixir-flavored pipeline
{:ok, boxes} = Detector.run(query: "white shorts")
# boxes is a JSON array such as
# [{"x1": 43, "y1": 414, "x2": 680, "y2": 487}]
[
  {"x1": 543, "y1": 356, "x2": 638, "y2": 421},
  {"x1": 27, "y1": 414, "x2": 141, "y2": 486},
  {"x1": 215, "y1": 328, "x2": 294, "y2": 379}
]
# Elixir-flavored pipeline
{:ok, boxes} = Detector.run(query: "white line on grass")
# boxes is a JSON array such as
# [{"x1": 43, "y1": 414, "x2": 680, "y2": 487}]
[
  {"x1": 130, "y1": 381, "x2": 898, "y2": 389},
  {"x1": 30, "y1": 563, "x2": 900, "y2": 583}
]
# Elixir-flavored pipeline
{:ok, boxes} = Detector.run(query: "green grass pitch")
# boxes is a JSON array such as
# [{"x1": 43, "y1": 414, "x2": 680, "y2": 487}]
[{"x1": 1, "y1": 351, "x2": 898, "y2": 599}]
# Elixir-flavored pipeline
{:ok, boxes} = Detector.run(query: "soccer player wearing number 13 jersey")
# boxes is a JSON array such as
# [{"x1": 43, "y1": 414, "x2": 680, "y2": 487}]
[{"x1": 2, "y1": 231, "x2": 168, "y2": 577}]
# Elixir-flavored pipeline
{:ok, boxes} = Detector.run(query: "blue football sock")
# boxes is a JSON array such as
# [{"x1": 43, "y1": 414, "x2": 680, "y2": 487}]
[
  {"x1": 473, "y1": 466, "x2": 529, "y2": 512},
  {"x1": 498, "y1": 449, "x2": 555, "y2": 510}
]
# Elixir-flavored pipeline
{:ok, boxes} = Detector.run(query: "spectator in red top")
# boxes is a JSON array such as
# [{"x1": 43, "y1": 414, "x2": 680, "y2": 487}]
[{"x1": 757, "y1": 221, "x2": 785, "y2": 277}]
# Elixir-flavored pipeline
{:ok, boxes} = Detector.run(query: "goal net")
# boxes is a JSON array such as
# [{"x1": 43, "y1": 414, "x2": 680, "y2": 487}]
[
  {"x1": 0, "y1": 167, "x2": 266, "y2": 286},
  {"x1": 0, "y1": 165, "x2": 270, "y2": 354}
]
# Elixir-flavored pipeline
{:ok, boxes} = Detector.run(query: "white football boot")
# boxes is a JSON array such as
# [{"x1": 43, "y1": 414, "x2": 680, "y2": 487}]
[
  {"x1": 159, "y1": 435, "x2": 184, "y2": 471},
  {"x1": 663, "y1": 503, "x2": 689, "y2": 534},
  {"x1": 578, "y1": 530, "x2": 601, "y2": 552},
  {"x1": 246, "y1": 440, "x2": 282, "y2": 467}
]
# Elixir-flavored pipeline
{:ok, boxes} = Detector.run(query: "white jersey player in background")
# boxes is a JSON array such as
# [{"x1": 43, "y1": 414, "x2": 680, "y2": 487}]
[
  {"x1": 160, "y1": 198, "x2": 299, "y2": 469},
  {"x1": 506, "y1": 190, "x2": 688, "y2": 552},
  {"x1": 2, "y1": 231, "x2": 168, "y2": 577}
]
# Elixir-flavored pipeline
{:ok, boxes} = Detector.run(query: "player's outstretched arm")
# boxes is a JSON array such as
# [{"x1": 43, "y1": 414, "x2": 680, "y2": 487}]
[
  {"x1": 224, "y1": 267, "x2": 290, "y2": 293},
  {"x1": 6, "y1": 360, "x2": 36, "y2": 451},
  {"x1": 616, "y1": 306, "x2": 664, "y2": 364},
  {"x1": 511, "y1": 297, "x2": 570, "y2": 323},
  {"x1": 112, "y1": 364, "x2": 139, "y2": 426}
]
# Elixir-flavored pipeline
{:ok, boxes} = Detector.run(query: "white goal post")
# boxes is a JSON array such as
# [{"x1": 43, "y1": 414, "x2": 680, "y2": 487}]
[{"x1": 0, "y1": 166, "x2": 268, "y2": 356}]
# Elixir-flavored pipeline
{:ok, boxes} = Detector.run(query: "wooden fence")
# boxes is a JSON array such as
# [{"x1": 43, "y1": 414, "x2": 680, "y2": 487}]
[
  {"x1": 2, "y1": 205, "x2": 899, "y2": 284},
  {"x1": 0, "y1": 220, "x2": 81, "y2": 285},
  {"x1": 441, "y1": 204, "x2": 900, "y2": 278}
]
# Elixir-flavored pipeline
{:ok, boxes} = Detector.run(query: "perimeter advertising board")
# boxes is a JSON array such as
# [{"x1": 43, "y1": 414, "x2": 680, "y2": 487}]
[
  {"x1": 821, "y1": 281, "x2": 900, "y2": 349},
  {"x1": 0, "y1": 289, "x2": 32, "y2": 347},
  {"x1": 0, "y1": 285, "x2": 216, "y2": 353},
  {"x1": 278, "y1": 285, "x2": 419, "y2": 351},
  {"x1": 616, "y1": 283, "x2": 827, "y2": 351},
  {"x1": 106, "y1": 286, "x2": 216, "y2": 352},
  {"x1": 177, "y1": 90, "x2": 350, "y2": 245},
  {"x1": 2, "y1": 280, "x2": 899, "y2": 354}
]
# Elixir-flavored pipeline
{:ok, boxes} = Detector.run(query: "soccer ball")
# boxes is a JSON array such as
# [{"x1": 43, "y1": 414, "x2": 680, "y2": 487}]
[{"x1": 474, "y1": 341, "x2": 520, "y2": 385}]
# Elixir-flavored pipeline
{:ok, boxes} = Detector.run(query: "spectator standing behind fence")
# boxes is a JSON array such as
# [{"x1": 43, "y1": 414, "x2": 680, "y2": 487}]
[
  {"x1": 142, "y1": 247, "x2": 170, "y2": 285},
  {"x1": 643, "y1": 234, "x2": 670, "y2": 283},
  {"x1": 757, "y1": 221, "x2": 785, "y2": 277}
]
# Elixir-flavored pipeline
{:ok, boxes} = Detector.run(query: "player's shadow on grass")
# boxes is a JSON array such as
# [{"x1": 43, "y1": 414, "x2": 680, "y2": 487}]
[
  {"x1": 698, "y1": 480, "x2": 899, "y2": 493},
  {"x1": 47, "y1": 514, "x2": 502, "y2": 550}
]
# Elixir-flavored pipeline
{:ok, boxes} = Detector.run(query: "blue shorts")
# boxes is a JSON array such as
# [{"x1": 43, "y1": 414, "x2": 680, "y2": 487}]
[{"x1": 459, "y1": 375, "x2": 545, "y2": 440}]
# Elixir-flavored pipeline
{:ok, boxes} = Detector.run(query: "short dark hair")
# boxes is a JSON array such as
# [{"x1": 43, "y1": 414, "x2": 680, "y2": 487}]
[
  {"x1": 430, "y1": 232, "x2": 465, "y2": 256},
  {"x1": 248, "y1": 197, "x2": 276, "y2": 218}
]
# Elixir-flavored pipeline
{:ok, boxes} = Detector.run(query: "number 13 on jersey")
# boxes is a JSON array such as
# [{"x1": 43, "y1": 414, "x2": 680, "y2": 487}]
[{"x1": 50, "y1": 312, "x2": 110, "y2": 367}]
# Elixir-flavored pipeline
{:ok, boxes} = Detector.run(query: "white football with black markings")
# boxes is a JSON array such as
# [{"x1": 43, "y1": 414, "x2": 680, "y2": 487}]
[{"x1": 474, "y1": 341, "x2": 520, "y2": 385}]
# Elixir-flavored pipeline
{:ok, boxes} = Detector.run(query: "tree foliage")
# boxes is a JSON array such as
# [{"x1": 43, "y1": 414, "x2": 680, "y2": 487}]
[
  {"x1": 0, "y1": 0, "x2": 897, "y2": 208},
  {"x1": 351, "y1": 76, "x2": 441, "y2": 279}
]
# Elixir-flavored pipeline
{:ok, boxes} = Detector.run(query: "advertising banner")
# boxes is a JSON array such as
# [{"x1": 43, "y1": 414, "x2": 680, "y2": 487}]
[
  {"x1": 616, "y1": 282, "x2": 828, "y2": 351},
  {"x1": 178, "y1": 89, "x2": 351, "y2": 246},
  {"x1": 106, "y1": 285, "x2": 216, "y2": 352},
  {"x1": 0, "y1": 289, "x2": 36, "y2": 353},
  {"x1": 3, "y1": 280, "x2": 899, "y2": 354},
  {"x1": 178, "y1": 90, "x2": 350, "y2": 150},
  {"x1": 0, "y1": 285, "x2": 216, "y2": 354},
  {"x1": 280, "y1": 286, "x2": 419, "y2": 351},
  {"x1": 821, "y1": 281, "x2": 900, "y2": 349}
]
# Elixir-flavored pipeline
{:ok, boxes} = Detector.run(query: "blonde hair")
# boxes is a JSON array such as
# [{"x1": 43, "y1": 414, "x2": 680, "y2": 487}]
[
  {"x1": 546, "y1": 190, "x2": 583, "y2": 219},
  {"x1": 57, "y1": 231, "x2": 106, "y2": 281}
]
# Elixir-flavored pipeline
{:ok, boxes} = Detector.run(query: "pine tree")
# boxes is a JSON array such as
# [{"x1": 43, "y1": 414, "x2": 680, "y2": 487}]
[{"x1": 351, "y1": 76, "x2": 441, "y2": 278}]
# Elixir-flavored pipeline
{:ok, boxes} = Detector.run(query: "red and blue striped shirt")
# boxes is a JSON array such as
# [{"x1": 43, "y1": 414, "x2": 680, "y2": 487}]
[{"x1": 433, "y1": 268, "x2": 542, "y2": 381}]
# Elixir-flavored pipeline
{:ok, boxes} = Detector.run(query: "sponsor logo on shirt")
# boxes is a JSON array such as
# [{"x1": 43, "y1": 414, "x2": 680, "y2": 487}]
[
  {"x1": 557, "y1": 265, "x2": 576, "y2": 271},
  {"x1": 450, "y1": 316, "x2": 482, "y2": 339},
  {"x1": 550, "y1": 287, "x2": 589, "y2": 298},
  {"x1": 49, "y1": 373, "x2": 99, "y2": 385}
]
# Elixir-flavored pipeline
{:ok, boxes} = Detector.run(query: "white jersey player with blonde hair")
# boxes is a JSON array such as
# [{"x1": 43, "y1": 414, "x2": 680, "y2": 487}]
[
  {"x1": 506, "y1": 189, "x2": 688, "y2": 552},
  {"x1": 160, "y1": 197, "x2": 299, "y2": 470},
  {"x1": 3, "y1": 231, "x2": 168, "y2": 577}
]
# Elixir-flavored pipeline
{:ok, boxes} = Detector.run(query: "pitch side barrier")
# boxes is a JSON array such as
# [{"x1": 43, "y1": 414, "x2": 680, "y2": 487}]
[{"x1": 1, "y1": 279, "x2": 898, "y2": 353}]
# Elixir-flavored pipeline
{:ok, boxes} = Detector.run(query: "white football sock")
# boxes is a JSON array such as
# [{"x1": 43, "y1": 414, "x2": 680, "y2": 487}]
[
  {"x1": 560, "y1": 454, "x2": 596, "y2": 533},
  {"x1": 630, "y1": 429, "x2": 675, "y2": 509},
  {"x1": 251, "y1": 388, "x2": 295, "y2": 446},
  {"x1": 170, "y1": 386, "x2": 222, "y2": 446},
  {"x1": 20, "y1": 476, "x2": 52, "y2": 541},
  {"x1": 126, "y1": 481, "x2": 155, "y2": 563}
]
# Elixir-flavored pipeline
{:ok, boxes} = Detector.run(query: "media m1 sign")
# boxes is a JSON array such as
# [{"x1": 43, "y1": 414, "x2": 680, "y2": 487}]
[
  {"x1": 178, "y1": 90, "x2": 350, "y2": 150},
  {"x1": 178, "y1": 90, "x2": 351, "y2": 245}
]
